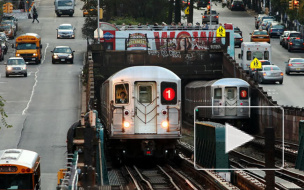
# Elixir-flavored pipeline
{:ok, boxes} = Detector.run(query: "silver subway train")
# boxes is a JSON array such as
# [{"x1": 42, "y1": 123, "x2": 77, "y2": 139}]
[
  {"x1": 185, "y1": 78, "x2": 250, "y2": 124},
  {"x1": 100, "y1": 66, "x2": 181, "y2": 159}
]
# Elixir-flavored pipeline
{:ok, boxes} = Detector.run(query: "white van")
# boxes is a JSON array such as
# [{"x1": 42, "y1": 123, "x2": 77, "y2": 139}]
[{"x1": 238, "y1": 42, "x2": 271, "y2": 72}]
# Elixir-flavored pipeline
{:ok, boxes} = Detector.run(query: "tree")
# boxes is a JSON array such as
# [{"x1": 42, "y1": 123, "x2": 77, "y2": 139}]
[{"x1": 0, "y1": 96, "x2": 12, "y2": 130}]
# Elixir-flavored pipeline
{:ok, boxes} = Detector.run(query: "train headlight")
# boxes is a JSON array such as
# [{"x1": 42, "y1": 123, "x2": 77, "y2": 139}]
[
  {"x1": 123, "y1": 121, "x2": 130, "y2": 128},
  {"x1": 161, "y1": 121, "x2": 169, "y2": 128}
]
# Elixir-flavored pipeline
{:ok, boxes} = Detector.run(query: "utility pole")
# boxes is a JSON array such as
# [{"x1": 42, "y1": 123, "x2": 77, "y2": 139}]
[
  {"x1": 97, "y1": 0, "x2": 100, "y2": 44},
  {"x1": 210, "y1": 0, "x2": 212, "y2": 27}
]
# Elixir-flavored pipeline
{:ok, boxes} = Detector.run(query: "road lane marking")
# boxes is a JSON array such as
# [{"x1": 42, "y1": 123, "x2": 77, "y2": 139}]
[{"x1": 22, "y1": 43, "x2": 49, "y2": 115}]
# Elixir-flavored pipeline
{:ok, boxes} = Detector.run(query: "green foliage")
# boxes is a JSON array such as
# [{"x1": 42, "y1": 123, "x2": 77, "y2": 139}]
[
  {"x1": 82, "y1": 17, "x2": 97, "y2": 40},
  {"x1": 0, "y1": 96, "x2": 12, "y2": 130}
]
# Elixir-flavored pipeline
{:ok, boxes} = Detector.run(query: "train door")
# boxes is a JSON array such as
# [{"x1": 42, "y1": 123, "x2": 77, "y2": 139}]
[
  {"x1": 225, "y1": 87, "x2": 237, "y2": 116},
  {"x1": 134, "y1": 82, "x2": 157, "y2": 134},
  {"x1": 213, "y1": 87, "x2": 224, "y2": 116}
]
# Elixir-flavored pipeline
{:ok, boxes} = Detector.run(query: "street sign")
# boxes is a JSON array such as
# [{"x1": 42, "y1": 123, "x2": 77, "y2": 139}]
[
  {"x1": 250, "y1": 58, "x2": 262, "y2": 69},
  {"x1": 216, "y1": 26, "x2": 226, "y2": 37},
  {"x1": 185, "y1": 6, "x2": 189, "y2": 15}
]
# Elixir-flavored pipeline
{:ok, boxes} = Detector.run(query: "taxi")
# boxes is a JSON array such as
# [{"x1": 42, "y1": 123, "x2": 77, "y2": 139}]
[
  {"x1": 83, "y1": 8, "x2": 97, "y2": 17},
  {"x1": 250, "y1": 29, "x2": 270, "y2": 43}
]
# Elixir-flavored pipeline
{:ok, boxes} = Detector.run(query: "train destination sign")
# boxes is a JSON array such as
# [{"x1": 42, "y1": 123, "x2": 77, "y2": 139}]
[{"x1": 163, "y1": 88, "x2": 175, "y2": 101}]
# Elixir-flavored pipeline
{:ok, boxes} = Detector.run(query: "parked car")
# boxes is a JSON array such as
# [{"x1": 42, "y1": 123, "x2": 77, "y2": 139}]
[
  {"x1": 1, "y1": 20, "x2": 17, "y2": 36},
  {"x1": 234, "y1": 26, "x2": 242, "y2": 36},
  {"x1": 284, "y1": 31, "x2": 302, "y2": 48},
  {"x1": 287, "y1": 38, "x2": 304, "y2": 52},
  {"x1": 57, "y1": 24, "x2": 76, "y2": 39},
  {"x1": 202, "y1": 10, "x2": 219, "y2": 24},
  {"x1": 5, "y1": 57, "x2": 28, "y2": 77},
  {"x1": 257, "y1": 65, "x2": 283, "y2": 84},
  {"x1": 280, "y1": 31, "x2": 291, "y2": 46},
  {"x1": 2, "y1": 15, "x2": 18, "y2": 31},
  {"x1": 0, "y1": 32, "x2": 8, "y2": 54},
  {"x1": 197, "y1": 0, "x2": 209, "y2": 8},
  {"x1": 0, "y1": 24, "x2": 14, "y2": 39},
  {"x1": 269, "y1": 24, "x2": 285, "y2": 38},
  {"x1": 249, "y1": 60, "x2": 272, "y2": 77},
  {"x1": 83, "y1": 8, "x2": 97, "y2": 17},
  {"x1": 250, "y1": 29, "x2": 270, "y2": 43},
  {"x1": 51, "y1": 46, "x2": 75, "y2": 64},
  {"x1": 255, "y1": 14, "x2": 267, "y2": 29},
  {"x1": 231, "y1": 0, "x2": 245, "y2": 11},
  {"x1": 0, "y1": 45, "x2": 4, "y2": 61},
  {"x1": 285, "y1": 58, "x2": 304, "y2": 75},
  {"x1": 234, "y1": 33, "x2": 243, "y2": 47}
]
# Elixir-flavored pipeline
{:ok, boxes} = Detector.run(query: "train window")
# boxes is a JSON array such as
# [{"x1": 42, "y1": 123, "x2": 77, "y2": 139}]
[
  {"x1": 246, "y1": 51, "x2": 251, "y2": 60},
  {"x1": 214, "y1": 88, "x2": 222, "y2": 99},
  {"x1": 226, "y1": 88, "x2": 236, "y2": 99},
  {"x1": 139, "y1": 86, "x2": 152, "y2": 103},
  {"x1": 161, "y1": 82, "x2": 177, "y2": 105},
  {"x1": 115, "y1": 83, "x2": 129, "y2": 104},
  {"x1": 264, "y1": 51, "x2": 269, "y2": 60},
  {"x1": 239, "y1": 87, "x2": 249, "y2": 99}
]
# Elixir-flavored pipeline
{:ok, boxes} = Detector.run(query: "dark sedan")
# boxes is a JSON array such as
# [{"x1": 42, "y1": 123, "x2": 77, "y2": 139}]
[
  {"x1": 231, "y1": 0, "x2": 245, "y2": 11},
  {"x1": 234, "y1": 33, "x2": 243, "y2": 47},
  {"x1": 234, "y1": 26, "x2": 242, "y2": 36},
  {"x1": 269, "y1": 25, "x2": 285, "y2": 38},
  {"x1": 288, "y1": 38, "x2": 304, "y2": 52},
  {"x1": 51, "y1": 46, "x2": 75, "y2": 64}
]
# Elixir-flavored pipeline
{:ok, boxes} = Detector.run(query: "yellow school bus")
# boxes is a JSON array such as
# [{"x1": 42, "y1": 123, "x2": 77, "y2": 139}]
[
  {"x1": 0, "y1": 149, "x2": 41, "y2": 190},
  {"x1": 15, "y1": 33, "x2": 42, "y2": 64}
]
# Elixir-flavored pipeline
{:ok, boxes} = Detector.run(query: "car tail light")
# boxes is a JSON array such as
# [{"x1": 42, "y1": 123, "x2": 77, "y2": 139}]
[
  {"x1": 240, "y1": 38, "x2": 243, "y2": 41},
  {"x1": 288, "y1": 63, "x2": 293, "y2": 66},
  {"x1": 270, "y1": 29, "x2": 272, "y2": 32},
  {"x1": 263, "y1": 72, "x2": 266, "y2": 76},
  {"x1": 290, "y1": 42, "x2": 293, "y2": 45},
  {"x1": 232, "y1": 5, "x2": 234, "y2": 7},
  {"x1": 215, "y1": 16, "x2": 219, "y2": 18},
  {"x1": 251, "y1": 68, "x2": 255, "y2": 71},
  {"x1": 296, "y1": 38, "x2": 300, "y2": 39},
  {"x1": 287, "y1": 37, "x2": 290, "y2": 40},
  {"x1": 280, "y1": 72, "x2": 283, "y2": 76},
  {"x1": 240, "y1": 103, "x2": 243, "y2": 105},
  {"x1": 203, "y1": 16, "x2": 207, "y2": 18}
]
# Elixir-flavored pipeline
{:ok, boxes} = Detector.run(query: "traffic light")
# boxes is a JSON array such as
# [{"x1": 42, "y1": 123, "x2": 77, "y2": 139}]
[
  {"x1": 3, "y1": 3, "x2": 8, "y2": 13},
  {"x1": 289, "y1": 0, "x2": 294, "y2": 10},
  {"x1": 7, "y1": 3, "x2": 13, "y2": 13},
  {"x1": 294, "y1": 0, "x2": 299, "y2": 9},
  {"x1": 207, "y1": 4, "x2": 210, "y2": 14}
]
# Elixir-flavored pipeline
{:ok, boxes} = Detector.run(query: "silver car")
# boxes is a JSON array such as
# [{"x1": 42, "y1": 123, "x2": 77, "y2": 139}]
[
  {"x1": 5, "y1": 57, "x2": 28, "y2": 77},
  {"x1": 285, "y1": 58, "x2": 304, "y2": 75},
  {"x1": 56, "y1": 24, "x2": 76, "y2": 39},
  {"x1": 201, "y1": 10, "x2": 219, "y2": 24},
  {"x1": 257, "y1": 65, "x2": 283, "y2": 84}
]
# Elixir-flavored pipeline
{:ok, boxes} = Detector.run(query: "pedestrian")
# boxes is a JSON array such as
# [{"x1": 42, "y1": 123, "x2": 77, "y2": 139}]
[{"x1": 32, "y1": 9, "x2": 39, "y2": 23}]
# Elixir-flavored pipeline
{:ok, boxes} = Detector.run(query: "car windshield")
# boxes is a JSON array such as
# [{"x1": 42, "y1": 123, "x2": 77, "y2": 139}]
[
  {"x1": 7, "y1": 59, "x2": 25, "y2": 65},
  {"x1": 262, "y1": 16, "x2": 274, "y2": 21},
  {"x1": 0, "y1": 25, "x2": 10, "y2": 30},
  {"x1": 261, "y1": 61, "x2": 271, "y2": 65},
  {"x1": 235, "y1": 28, "x2": 240, "y2": 32},
  {"x1": 204, "y1": 10, "x2": 216, "y2": 14},
  {"x1": 264, "y1": 66, "x2": 280, "y2": 71},
  {"x1": 234, "y1": 33, "x2": 241, "y2": 38},
  {"x1": 59, "y1": 25, "x2": 73, "y2": 30},
  {"x1": 290, "y1": 33, "x2": 301, "y2": 37},
  {"x1": 291, "y1": 59, "x2": 304, "y2": 63},
  {"x1": 273, "y1": 25, "x2": 284, "y2": 29},
  {"x1": 292, "y1": 39, "x2": 304, "y2": 43},
  {"x1": 17, "y1": 43, "x2": 37, "y2": 50},
  {"x1": 254, "y1": 31, "x2": 268, "y2": 35},
  {"x1": 54, "y1": 48, "x2": 72, "y2": 53},
  {"x1": 58, "y1": 1, "x2": 73, "y2": 6}
]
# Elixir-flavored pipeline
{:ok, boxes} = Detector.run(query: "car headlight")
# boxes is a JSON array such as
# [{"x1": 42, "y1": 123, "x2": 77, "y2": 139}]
[
  {"x1": 72, "y1": 34, "x2": 75, "y2": 37},
  {"x1": 53, "y1": 55, "x2": 58, "y2": 59},
  {"x1": 33, "y1": 53, "x2": 36, "y2": 56},
  {"x1": 68, "y1": 54, "x2": 73, "y2": 58},
  {"x1": 16, "y1": 54, "x2": 20, "y2": 56},
  {"x1": 58, "y1": 34, "x2": 61, "y2": 37},
  {"x1": 7, "y1": 66, "x2": 12, "y2": 71},
  {"x1": 22, "y1": 66, "x2": 26, "y2": 70}
]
